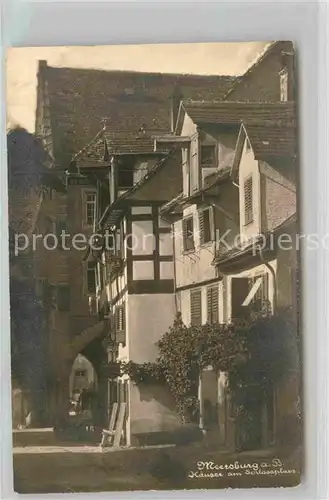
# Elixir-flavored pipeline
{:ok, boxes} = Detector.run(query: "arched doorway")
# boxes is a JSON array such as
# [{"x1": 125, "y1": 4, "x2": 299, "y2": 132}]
[
  {"x1": 69, "y1": 354, "x2": 97, "y2": 403},
  {"x1": 64, "y1": 337, "x2": 108, "y2": 428}
]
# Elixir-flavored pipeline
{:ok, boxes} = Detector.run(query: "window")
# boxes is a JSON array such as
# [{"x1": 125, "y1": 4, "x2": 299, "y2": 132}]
[
  {"x1": 248, "y1": 274, "x2": 270, "y2": 313},
  {"x1": 85, "y1": 192, "x2": 97, "y2": 226},
  {"x1": 118, "y1": 159, "x2": 134, "y2": 189},
  {"x1": 207, "y1": 285, "x2": 219, "y2": 324},
  {"x1": 244, "y1": 176, "x2": 253, "y2": 225},
  {"x1": 115, "y1": 303, "x2": 126, "y2": 345},
  {"x1": 87, "y1": 262, "x2": 97, "y2": 294},
  {"x1": 201, "y1": 145, "x2": 216, "y2": 167},
  {"x1": 199, "y1": 208, "x2": 213, "y2": 245},
  {"x1": 190, "y1": 289, "x2": 202, "y2": 326},
  {"x1": 182, "y1": 216, "x2": 195, "y2": 251},
  {"x1": 75, "y1": 370, "x2": 86, "y2": 378},
  {"x1": 57, "y1": 284, "x2": 70, "y2": 311},
  {"x1": 280, "y1": 68, "x2": 289, "y2": 101}
]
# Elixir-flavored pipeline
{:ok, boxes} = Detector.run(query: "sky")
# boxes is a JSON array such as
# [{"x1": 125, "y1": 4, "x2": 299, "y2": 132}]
[{"x1": 6, "y1": 41, "x2": 270, "y2": 133}]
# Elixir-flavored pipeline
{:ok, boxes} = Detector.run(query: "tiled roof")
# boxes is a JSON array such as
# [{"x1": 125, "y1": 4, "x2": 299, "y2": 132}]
[
  {"x1": 243, "y1": 120, "x2": 297, "y2": 158},
  {"x1": 74, "y1": 129, "x2": 159, "y2": 166},
  {"x1": 41, "y1": 63, "x2": 237, "y2": 166},
  {"x1": 182, "y1": 100, "x2": 295, "y2": 126},
  {"x1": 104, "y1": 131, "x2": 156, "y2": 155}
]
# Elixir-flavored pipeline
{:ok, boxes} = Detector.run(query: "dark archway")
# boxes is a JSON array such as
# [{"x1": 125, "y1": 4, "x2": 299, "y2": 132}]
[{"x1": 80, "y1": 337, "x2": 108, "y2": 427}]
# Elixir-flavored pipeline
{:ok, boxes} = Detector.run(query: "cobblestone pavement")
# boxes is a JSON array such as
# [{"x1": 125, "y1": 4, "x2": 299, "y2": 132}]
[{"x1": 13, "y1": 440, "x2": 301, "y2": 494}]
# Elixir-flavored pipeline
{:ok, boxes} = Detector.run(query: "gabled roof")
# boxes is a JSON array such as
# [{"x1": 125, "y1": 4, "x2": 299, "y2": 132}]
[
  {"x1": 242, "y1": 120, "x2": 297, "y2": 159},
  {"x1": 176, "y1": 100, "x2": 295, "y2": 132},
  {"x1": 37, "y1": 61, "x2": 237, "y2": 166},
  {"x1": 100, "y1": 152, "x2": 175, "y2": 229},
  {"x1": 73, "y1": 128, "x2": 162, "y2": 167},
  {"x1": 104, "y1": 131, "x2": 156, "y2": 156},
  {"x1": 231, "y1": 120, "x2": 297, "y2": 182}
]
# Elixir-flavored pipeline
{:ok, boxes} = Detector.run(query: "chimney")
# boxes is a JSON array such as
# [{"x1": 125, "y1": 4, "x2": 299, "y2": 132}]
[{"x1": 170, "y1": 86, "x2": 183, "y2": 133}]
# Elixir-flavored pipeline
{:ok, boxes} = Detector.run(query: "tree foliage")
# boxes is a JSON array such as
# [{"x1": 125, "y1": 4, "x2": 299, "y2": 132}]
[{"x1": 121, "y1": 308, "x2": 299, "y2": 422}]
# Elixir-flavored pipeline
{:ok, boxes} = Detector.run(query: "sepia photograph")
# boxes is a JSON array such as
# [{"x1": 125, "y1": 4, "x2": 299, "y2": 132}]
[{"x1": 6, "y1": 40, "x2": 301, "y2": 493}]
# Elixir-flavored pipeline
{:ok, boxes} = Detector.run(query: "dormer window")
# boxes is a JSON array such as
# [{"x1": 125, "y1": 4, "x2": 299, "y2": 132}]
[
  {"x1": 280, "y1": 67, "x2": 289, "y2": 102},
  {"x1": 201, "y1": 145, "x2": 216, "y2": 167}
]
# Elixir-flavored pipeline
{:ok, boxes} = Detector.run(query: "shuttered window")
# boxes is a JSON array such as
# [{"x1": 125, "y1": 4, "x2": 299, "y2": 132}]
[
  {"x1": 182, "y1": 216, "x2": 195, "y2": 251},
  {"x1": 115, "y1": 303, "x2": 125, "y2": 332},
  {"x1": 207, "y1": 285, "x2": 219, "y2": 324},
  {"x1": 199, "y1": 208, "x2": 212, "y2": 245},
  {"x1": 244, "y1": 176, "x2": 253, "y2": 225},
  {"x1": 190, "y1": 289, "x2": 202, "y2": 326}
]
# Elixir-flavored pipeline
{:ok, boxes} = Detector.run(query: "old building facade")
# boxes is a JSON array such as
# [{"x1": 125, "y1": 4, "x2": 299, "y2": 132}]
[
  {"x1": 34, "y1": 61, "x2": 236, "y2": 427},
  {"x1": 20, "y1": 41, "x2": 299, "y2": 450}
]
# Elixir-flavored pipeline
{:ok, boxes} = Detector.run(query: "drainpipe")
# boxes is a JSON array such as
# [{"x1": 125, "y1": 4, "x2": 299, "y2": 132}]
[
  {"x1": 171, "y1": 221, "x2": 179, "y2": 314},
  {"x1": 259, "y1": 245, "x2": 278, "y2": 447},
  {"x1": 198, "y1": 373, "x2": 206, "y2": 434}
]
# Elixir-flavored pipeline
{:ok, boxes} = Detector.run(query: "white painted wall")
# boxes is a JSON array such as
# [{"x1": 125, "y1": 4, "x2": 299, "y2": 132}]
[
  {"x1": 174, "y1": 205, "x2": 217, "y2": 289},
  {"x1": 131, "y1": 206, "x2": 152, "y2": 215},
  {"x1": 128, "y1": 293, "x2": 175, "y2": 362},
  {"x1": 159, "y1": 232, "x2": 173, "y2": 256},
  {"x1": 129, "y1": 383, "x2": 180, "y2": 436},
  {"x1": 133, "y1": 260, "x2": 154, "y2": 280},
  {"x1": 123, "y1": 293, "x2": 178, "y2": 438},
  {"x1": 131, "y1": 220, "x2": 155, "y2": 255}
]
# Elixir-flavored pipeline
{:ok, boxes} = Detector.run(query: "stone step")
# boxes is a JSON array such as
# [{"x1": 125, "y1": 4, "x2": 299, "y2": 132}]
[{"x1": 13, "y1": 428, "x2": 56, "y2": 447}]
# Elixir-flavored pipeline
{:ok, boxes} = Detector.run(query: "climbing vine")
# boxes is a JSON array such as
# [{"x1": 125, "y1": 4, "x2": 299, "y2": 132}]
[{"x1": 121, "y1": 307, "x2": 299, "y2": 424}]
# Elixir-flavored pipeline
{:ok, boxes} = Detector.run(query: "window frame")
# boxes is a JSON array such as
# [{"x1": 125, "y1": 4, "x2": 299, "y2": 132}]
[
  {"x1": 86, "y1": 261, "x2": 97, "y2": 295},
  {"x1": 207, "y1": 284, "x2": 219, "y2": 324},
  {"x1": 182, "y1": 216, "x2": 195, "y2": 252},
  {"x1": 83, "y1": 190, "x2": 97, "y2": 227},
  {"x1": 190, "y1": 288, "x2": 202, "y2": 326},
  {"x1": 199, "y1": 207, "x2": 214, "y2": 246},
  {"x1": 200, "y1": 144, "x2": 217, "y2": 168}
]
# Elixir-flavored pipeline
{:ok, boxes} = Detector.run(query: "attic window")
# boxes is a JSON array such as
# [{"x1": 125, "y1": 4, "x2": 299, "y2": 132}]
[{"x1": 280, "y1": 68, "x2": 289, "y2": 101}]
